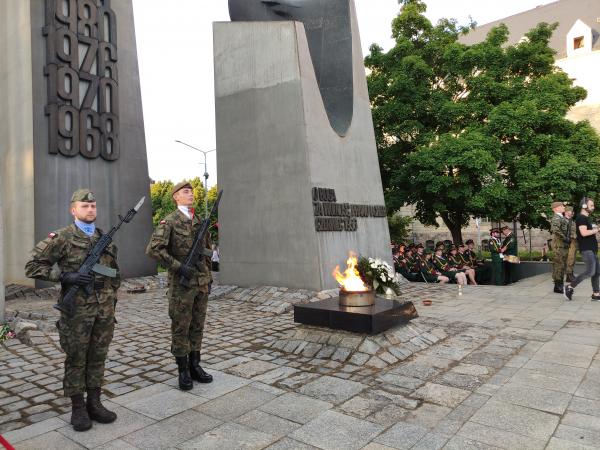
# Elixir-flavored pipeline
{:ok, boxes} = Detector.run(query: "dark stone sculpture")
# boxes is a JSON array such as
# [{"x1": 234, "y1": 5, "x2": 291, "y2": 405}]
[{"x1": 228, "y1": 0, "x2": 354, "y2": 136}]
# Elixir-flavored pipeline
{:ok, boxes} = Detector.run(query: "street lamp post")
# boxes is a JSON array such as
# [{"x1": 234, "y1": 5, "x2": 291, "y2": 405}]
[{"x1": 174, "y1": 140, "x2": 216, "y2": 219}]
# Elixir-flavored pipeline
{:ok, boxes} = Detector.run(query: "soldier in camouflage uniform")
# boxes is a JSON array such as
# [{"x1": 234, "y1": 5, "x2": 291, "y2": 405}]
[
  {"x1": 25, "y1": 189, "x2": 120, "y2": 432},
  {"x1": 564, "y1": 206, "x2": 578, "y2": 282},
  {"x1": 550, "y1": 201, "x2": 568, "y2": 293},
  {"x1": 146, "y1": 181, "x2": 213, "y2": 390}
]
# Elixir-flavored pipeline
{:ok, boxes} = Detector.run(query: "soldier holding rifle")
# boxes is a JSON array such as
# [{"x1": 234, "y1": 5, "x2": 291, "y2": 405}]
[
  {"x1": 25, "y1": 189, "x2": 143, "y2": 432},
  {"x1": 146, "y1": 181, "x2": 216, "y2": 390}
]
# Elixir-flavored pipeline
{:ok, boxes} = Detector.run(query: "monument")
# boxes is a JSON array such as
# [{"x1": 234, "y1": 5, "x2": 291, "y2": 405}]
[
  {"x1": 0, "y1": 0, "x2": 155, "y2": 286},
  {"x1": 215, "y1": 0, "x2": 392, "y2": 291}
]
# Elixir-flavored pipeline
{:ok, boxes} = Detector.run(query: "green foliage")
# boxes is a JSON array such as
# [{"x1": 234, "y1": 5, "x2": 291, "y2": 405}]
[
  {"x1": 388, "y1": 214, "x2": 413, "y2": 243},
  {"x1": 366, "y1": 0, "x2": 600, "y2": 242}
]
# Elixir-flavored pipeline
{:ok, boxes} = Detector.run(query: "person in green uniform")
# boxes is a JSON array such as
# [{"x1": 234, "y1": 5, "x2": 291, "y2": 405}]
[
  {"x1": 564, "y1": 206, "x2": 578, "y2": 283},
  {"x1": 432, "y1": 246, "x2": 467, "y2": 285},
  {"x1": 448, "y1": 245, "x2": 477, "y2": 284},
  {"x1": 464, "y1": 239, "x2": 490, "y2": 284},
  {"x1": 550, "y1": 201, "x2": 569, "y2": 292},
  {"x1": 420, "y1": 250, "x2": 450, "y2": 283},
  {"x1": 501, "y1": 226, "x2": 519, "y2": 284},
  {"x1": 489, "y1": 228, "x2": 504, "y2": 285},
  {"x1": 146, "y1": 181, "x2": 213, "y2": 390},
  {"x1": 25, "y1": 189, "x2": 120, "y2": 432}
]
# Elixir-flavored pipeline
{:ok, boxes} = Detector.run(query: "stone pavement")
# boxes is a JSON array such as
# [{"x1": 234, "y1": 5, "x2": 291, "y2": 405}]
[{"x1": 2, "y1": 274, "x2": 600, "y2": 449}]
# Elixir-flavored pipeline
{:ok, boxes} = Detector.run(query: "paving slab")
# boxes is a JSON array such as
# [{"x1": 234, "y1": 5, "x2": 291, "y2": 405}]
[
  {"x1": 171, "y1": 370, "x2": 252, "y2": 399},
  {"x1": 178, "y1": 422, "x2": 278, "y2": 450},
  {"x1": 531, "y1": 341, "x2": 596, "y2": 368},
  {"x1": 493, "y1": 382, "x2": 571, "y2": 414},
  {"x1": 553, "y1": 424, "x2": 600, "y2": 448},
  {"x1": 414, "y1": 383, "x2": 470, "y2": 408},
  {"x1": 16, "y1": 430, "x2": 87, "y2": 450},
  {"x1": 457, "y1": 421, "x2": 547, "y2": 450},
  {"x1": 125, "y1": 388, "x2": 208, "y2": 420},
  {"x1": 291, "y1": 410, "x2": 385, "y2": 450},
  {"x1": 297, "y1": 375, "x2": 366, "y2": 404},
  {"x1": 235, "y1": 409, "x2": 301, "y2": 438},
  {"x1": 122, "y1": 409, "x2": 221, "y2": 449},
  {"x1": 265, "y1": 438, "x2": 319, "y2": 449},
  {"x1": 2, "y1": 417, "x2": 66, "y2": 444},
  {"x1": 469, "y1": 400, "x2": 559, "y2": 441},
  {"x1": 197, "y1": 385, "x2": 278, "y2": 421},
  {"x1": 373, "y1": 422, "x2": 428, "y2": 449},
  {"x1": 260, "y1": 392, "x2": 333, "y2": 424}
]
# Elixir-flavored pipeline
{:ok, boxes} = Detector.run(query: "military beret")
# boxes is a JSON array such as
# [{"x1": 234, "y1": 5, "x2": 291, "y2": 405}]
[
  {"x1": 172, "y1": 181, "x2": 193, "y2": 196},
  {"x1": 551, "y1": 201, "x2": 564, "y2": 209},
  {"x1": 490, "y1": 228, "x2": 499, "y2": 234},
  {"x1": 565, "y1": 205, "x2": 574, "y2": 212},
  {"x1": 465, "y1": 239, "x2": 474, "y2": 245},
  {"x1": 424, "y1": 249, "x2": 433, "y2": 255},
  {"x1": 71, "y1": 189, "x2": 96, "y2": 203}
]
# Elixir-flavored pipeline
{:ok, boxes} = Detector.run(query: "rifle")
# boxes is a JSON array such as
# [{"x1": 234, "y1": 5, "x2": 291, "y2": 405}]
[
  {"x1": 53, "y1": 197, "x2": 146, "y2": 316},
  {"x1": 179, "y1": 190, "x2": 223, "y2": 288}
]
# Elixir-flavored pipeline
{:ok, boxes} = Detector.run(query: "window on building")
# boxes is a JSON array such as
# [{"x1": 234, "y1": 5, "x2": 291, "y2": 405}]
[{"x1": 574, "y1": 36, "x2": 584, "y2": 49}]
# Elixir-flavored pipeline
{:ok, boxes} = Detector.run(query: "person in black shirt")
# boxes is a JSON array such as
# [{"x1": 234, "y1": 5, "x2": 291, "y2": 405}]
[{"x1": 564, "y1": 198, "x2": 600, "y2": 301}]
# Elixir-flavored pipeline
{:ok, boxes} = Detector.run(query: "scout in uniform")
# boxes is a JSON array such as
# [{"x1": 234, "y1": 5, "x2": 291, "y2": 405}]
[
  {"x1": 564, "y1": 206, "x2": 578, "y2": 283},
  {"x1": 146, "y1": 181, "x2": 213, "y2": 390},
  {"x1": 550, "y1": 201, "x2": 569, "y2": 292},
  {"x1": 420, "y1": 250, "x2": 450, "y2": 283},
  {"x1": 448, "y1": 245, "x2": 477, "y2": 284},
  {"x1": 25, "y1": 189, "x2": 120, "y2": 432},
  {"x1": 500, "y1": 226, "x2": 518, "y2": 284},
  {"x1": 432, "y1": 246, "x2": 467, "y2": 285},
  {"x1": 489, "y1": 229, "x2": 504, "y2": 285}
]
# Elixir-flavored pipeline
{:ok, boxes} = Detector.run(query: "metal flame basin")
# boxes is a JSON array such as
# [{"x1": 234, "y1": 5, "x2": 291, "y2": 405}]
[{"x1": 339, "y1": 289, "x2": 376, "y2": 307}]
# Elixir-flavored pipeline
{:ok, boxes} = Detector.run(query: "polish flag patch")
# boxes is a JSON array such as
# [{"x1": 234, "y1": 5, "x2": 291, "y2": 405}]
[
  {"x1": 48, "y1": 232, "x2": 57, "y2": 239},
  {"x1": 160, "y1": 220, "x2": 167, "y2": 225}
]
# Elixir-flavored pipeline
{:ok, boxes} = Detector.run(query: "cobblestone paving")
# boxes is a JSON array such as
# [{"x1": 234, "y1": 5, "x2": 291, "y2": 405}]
[{"x1": 2, "y1": 274, "x2": 600, "y2": 449}]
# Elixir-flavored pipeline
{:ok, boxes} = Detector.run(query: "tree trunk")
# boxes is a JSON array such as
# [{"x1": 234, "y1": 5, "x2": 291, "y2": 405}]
[{"x1": 440, "y1": 213, "x2": 463, "y2": 244}]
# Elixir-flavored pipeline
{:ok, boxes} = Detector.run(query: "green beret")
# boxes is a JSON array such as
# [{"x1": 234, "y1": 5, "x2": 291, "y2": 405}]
[
  {"x1": 71, "y1": 189, "x2": 96, "y2": 203},
  {"x1": 172, "y1": 181, "x2": 193, "y2": 196}
]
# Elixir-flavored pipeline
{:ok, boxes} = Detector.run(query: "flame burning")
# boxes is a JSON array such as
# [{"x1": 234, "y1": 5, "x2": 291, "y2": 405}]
[{"x1": 333, "y1": 253, "x2": 370, "y2": 292}]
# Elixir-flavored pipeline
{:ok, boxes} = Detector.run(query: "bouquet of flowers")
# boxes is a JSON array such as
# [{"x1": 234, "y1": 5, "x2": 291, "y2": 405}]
[
  {"x1": 357, "y1": 256, "x2": 402, "y2": 296},
  {"x1": 0, "y1": 324, "x2": 16, "y2": 344}
]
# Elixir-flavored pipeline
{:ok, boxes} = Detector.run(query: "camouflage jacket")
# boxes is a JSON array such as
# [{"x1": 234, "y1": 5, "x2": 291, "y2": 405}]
[
  {"x1": 566, "y1": 218, "x2": 577, "y2": 241},
  {"x1": 146, "y1": 210, "x2": 212, "y2": 287},
  {"x1": 25, "y1": 224, "x2": 120, "y2": 305},
  {"x1": 550, "y1": 214, "x2": 569, "y2": 247}
]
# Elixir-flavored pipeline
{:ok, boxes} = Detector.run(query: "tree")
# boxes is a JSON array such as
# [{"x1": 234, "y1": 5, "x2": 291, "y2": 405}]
[
  {"x1": 366, "y1": 0, "x2": 600, "y2": 242},
  {"x1": 388, "y1": 214, "x2": 413, "y2": 244}
]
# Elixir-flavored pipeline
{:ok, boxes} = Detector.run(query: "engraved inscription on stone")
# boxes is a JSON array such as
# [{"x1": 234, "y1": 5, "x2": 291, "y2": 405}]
[
  {"x1": 312, "y1": 187, "x2": 386, "y2": 232},
  {"x1": 44, "y1": 0, "x2": 120, "y2": 161}
]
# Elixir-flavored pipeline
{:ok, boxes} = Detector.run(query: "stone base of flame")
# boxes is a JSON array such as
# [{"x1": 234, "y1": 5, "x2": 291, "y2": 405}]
[
  {"x1": 339, "y1": 289, "x2": 375, "y2": 307},
  {"x1": 294, "y1": 296, "x2": 418, "y2": 335}
]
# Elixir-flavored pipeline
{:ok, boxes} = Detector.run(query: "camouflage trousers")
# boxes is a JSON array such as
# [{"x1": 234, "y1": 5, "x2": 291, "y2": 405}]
[
  {"x1": 552, "y1": 244, "x2": 568, "y2": 283},
  {"x1": 168, "y1": 283, "x2": 209, "y2": 357},
  {"x1": 566, "y1": 240, "x2": 578, "y2": 276},
  {"x1": 57, "y1": 301, "x2": 115, "y2": 397}
]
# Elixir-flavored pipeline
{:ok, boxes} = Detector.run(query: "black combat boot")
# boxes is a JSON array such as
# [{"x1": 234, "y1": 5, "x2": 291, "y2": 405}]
[
  {"x1": 70, "y1": 394, "x2": 92, "y2": 432},
  {"x1": 176, "y1": 356, "x2": 193, "y2": 390},
  {"x1": 86, "y1": 387, "x2": 117, "y2": 423},
  {"x1": 189, "y1": 351, "x2": 213, "y2": 383},
  {"x1": 554, "y1": 282, "x2": 564, "y2": 293}
]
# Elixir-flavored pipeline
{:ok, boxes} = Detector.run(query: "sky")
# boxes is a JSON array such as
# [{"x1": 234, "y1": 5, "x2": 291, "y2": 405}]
[{"x1": 132, "y1": 0, "x2": 557, "y2": 185}]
